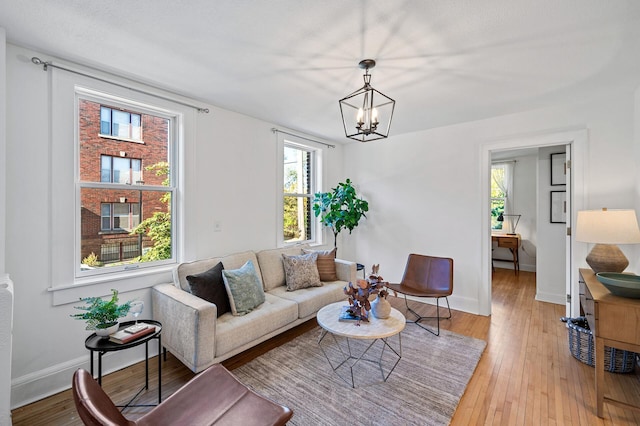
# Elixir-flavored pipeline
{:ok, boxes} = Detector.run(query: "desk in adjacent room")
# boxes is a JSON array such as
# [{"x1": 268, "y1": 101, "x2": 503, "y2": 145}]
[{"x1": 491, "y1": 232, "x2": 521, "y2": 273}]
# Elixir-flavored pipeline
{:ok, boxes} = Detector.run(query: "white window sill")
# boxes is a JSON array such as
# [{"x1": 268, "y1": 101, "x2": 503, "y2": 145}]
[{"x1": 48, "y1": 264, "x2": 174, "y2": 306}]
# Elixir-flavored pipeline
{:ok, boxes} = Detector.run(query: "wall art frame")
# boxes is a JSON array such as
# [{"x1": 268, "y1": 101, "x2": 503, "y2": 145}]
[
  {"x1": 550, "y1": 190, "x2": 566, "y2": 223},
  {"x1": 550, "y1": 152, "x2": 566, "y2": 186}
]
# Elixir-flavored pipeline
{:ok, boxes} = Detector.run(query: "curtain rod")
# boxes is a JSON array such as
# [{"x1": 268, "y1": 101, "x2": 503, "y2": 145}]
[
  {"x1": 31, "y1": 57, "x2": 210, "y2": 113},
  {"x1": 271, "y1": 128, "x2": 335, "y2": 148}
]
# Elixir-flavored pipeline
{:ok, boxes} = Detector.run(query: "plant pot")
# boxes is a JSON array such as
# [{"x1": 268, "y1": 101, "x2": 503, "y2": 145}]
[
  {"x1": 95, "y1": 322, "x2": 119, "y2": 339},
  {"x1": 371, "y1": 296, "x2": 391, "y2": 319}
]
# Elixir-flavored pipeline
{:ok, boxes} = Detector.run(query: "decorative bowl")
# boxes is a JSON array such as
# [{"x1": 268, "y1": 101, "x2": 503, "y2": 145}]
[{"x1": 595, "y1": 272, "x2": 640, "y2": 298}]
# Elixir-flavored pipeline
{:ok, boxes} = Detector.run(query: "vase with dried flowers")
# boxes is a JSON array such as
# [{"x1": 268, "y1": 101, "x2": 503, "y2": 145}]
[
  {"x1": 368, "y1": 264, "x2": 391, "y2": 319},
  {"x1": 343, "y1": 264, "x2": 389, "y2": 323}
]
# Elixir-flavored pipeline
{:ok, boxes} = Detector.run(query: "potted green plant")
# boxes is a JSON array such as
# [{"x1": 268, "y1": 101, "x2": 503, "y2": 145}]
[
  {"x1": 71, "y1": 289, "x2": 131, "y2": 337},
  {"x1": 312, "y1": 178, "x2": 369, "y2": 250}
]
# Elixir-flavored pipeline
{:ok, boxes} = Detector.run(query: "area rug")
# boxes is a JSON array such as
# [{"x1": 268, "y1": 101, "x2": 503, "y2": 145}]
[{"x1": 233, "y1": 325, "x2": 486, "y2": 426}]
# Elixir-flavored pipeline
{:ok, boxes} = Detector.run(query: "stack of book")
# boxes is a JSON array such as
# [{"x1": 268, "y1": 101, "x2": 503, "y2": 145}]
[{"x1": 109, "y1": 323, "x2": 155, "y2": 344}]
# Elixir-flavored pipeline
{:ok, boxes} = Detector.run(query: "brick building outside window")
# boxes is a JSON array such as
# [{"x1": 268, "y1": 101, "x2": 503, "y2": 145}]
[{"x1": 79, "y1": 99, "x2": 170, "y2": 267}]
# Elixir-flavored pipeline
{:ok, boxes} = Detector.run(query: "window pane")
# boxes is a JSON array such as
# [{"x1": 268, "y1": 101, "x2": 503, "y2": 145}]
[
  {"x1": 113, "y1": 203, "x2": 130, "y2": 230},
  {"x1": 283, "y1": 146, "x2": 311, "y2": 195},
  {"x1": 80, "y1": 100, "x2": 169, "y2": 184},
  {"x1": 112, "y1": 110, "x2": 131, "y2": 139},
  {"x1": 100, "y1": 204, "x2": 111, "y2": 230},
  {"x1": 131, "y1": 114, "x2": 141, "y2": 140},
  {"x1": 131, "y1": 159, "x2": 142, "y2": 185},
  {"x1": 283, "y1": 195, "x2": 311, "y2": 243},
  {"x1": 81, "y1": 187, "x2": 171, "y2": 267},
  {"x1": 112, "y1": 157, "x2": 131, "y2": 184},
  {"x1": 491, "y1": 198, "x2": 505, "y2": 230},
  {"x1": 79, "y1": 97, "x2": 173, "y2": 274},
  {"x1": 100, "y1": 156, "x2": 112, "y2": 182},
  {"x1": 100, "y1": 106, "x2": 111, "y2": 135}
]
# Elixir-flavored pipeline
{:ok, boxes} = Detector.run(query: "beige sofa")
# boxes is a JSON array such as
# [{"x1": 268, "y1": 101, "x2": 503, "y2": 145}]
[{"x1": 152, "y1": 245, "x2": 356, "y2": 373}]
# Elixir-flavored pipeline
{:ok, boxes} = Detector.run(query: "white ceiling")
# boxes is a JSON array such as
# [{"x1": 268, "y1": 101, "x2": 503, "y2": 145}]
[{"x1": 2, "y1": 1, "x2": 640, "y2": 143}]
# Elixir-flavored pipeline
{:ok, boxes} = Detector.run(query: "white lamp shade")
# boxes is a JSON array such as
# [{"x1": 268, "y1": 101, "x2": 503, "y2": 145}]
[{"x1": 575, "y1": 209, "x2": 640, "y2": 244}]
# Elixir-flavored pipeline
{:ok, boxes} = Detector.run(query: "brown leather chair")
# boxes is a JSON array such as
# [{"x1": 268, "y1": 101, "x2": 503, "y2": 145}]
[
  {"x1": 72, "y1": 364, "x2": 292, "y2": 426},
  {"x1": 386, "y1": 254, "x2": 453, "y2": 336}
]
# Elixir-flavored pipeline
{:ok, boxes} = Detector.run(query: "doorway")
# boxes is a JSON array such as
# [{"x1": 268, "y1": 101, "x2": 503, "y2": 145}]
[
  {"x1": 479, "y1": 129, "x2": 587, "y2": 317},
  {"x1": 490, "y1": 146, "x2": 567, "y2": 308}
]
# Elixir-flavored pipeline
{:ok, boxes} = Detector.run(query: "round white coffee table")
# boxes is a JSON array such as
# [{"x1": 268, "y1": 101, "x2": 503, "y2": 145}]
[{"x1": 316, "y1": 301, "x2": 405, "y2": 387}]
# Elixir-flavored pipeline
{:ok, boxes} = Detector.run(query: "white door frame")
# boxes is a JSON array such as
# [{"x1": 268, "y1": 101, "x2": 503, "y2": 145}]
[{"x1": 479, "y1": 129, "x2": 587, "y2": 316}]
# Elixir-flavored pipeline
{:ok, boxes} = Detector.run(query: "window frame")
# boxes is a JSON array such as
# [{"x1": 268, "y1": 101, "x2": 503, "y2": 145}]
[
  {"x1": 75, "y1": 88, "x2": 179, "y2": 278},
  {"x1": 276, "y1": 133, "x2": 324, "y2": 247}
]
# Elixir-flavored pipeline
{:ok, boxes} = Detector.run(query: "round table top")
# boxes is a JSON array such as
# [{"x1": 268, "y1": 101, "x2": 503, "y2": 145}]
[
  {"x1": 317, "y1": 302, "x2": 405, "y2": 339},
  {"x1": 84, "y1": 320, "x2": 162, "y2": 351}
]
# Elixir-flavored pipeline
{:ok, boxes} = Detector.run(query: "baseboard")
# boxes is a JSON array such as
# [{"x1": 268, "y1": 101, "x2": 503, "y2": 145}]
[
  {"x1": 535, "y1": 291, "x2": 565, "y2": 305},
  {"x1": 11, "y1": 344, "x2": 158, "y2": 409}
]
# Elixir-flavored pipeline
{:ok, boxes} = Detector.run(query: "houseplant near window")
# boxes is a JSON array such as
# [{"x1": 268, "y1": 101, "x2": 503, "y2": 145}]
[
  {"x1": 312, "y1": 178, "x2": 369, "y2": 250},
  {"x1": 71, "y1": 289, "x2": 131, "y2": 337}
]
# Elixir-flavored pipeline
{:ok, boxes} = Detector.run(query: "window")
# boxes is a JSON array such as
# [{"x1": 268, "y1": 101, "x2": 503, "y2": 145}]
[
  {"x1": 491, "y1": 162, "x2": 514, "y2": 229},
  {"x1": 78, "y1": 96, "x2": 175, "y2": 274},
  {"x1": 282, "y1": 143, "x2": 316, "y2": 244},
  {"x1": 100, "y1": 106, "x2": 142, "y2": 140},
  {"x1": 101, "y1": 155, "x2": 142, "y2": 184},
  {"x1": 100, "y1": 202, "x2": 140, "y2": 231}
]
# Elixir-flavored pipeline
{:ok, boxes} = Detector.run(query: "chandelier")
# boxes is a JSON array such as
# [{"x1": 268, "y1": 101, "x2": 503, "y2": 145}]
[{"x1": 339, "y1": 59, "x2": 395, "y2": 142}]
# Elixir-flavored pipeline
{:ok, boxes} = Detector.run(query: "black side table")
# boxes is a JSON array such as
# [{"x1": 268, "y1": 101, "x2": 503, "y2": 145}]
[{"x1": 84, "y1": 320, "x2": 162, "y2": 409}]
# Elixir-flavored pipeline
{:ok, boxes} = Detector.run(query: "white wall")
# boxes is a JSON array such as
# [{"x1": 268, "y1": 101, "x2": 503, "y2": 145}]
[
  {"x1": 4, "y1": 43, "x2": 344, "y2": 408},
  {"x1": 0, "y1": 27, "x2": 12, "y2": 426},
  {"x1": 0, "y1": 29, "x2": 5, "y2": 278},
  {"x1": 536, "y1": 146, "x2": 567, "y2": 304},
  {"x1": 342, "y1": 87, "x2": 638, "y2": 315}
]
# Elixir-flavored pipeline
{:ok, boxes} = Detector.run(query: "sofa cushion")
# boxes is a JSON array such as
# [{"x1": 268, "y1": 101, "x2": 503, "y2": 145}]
[
  {"x1": 175, "y1": 251, "x2": 260, "y2": 292},
  {"x1": 256, "y1": 245, "x2": 309, "y2": 291},
  {"x1": 175, "y1": 257, "x2": 224, "y2": 292},
  {"x1": 303, "y1": 248, "x2": 338, "y2": 281},
  {"x1": 282, "y1": 252, "x2": 322, "y2": 291},
  {"x1": 215, "y1": 293, "x2": 298, "y2": 357},
  {"x1": 186, "y1": 262, "x2": 231, "y2": 317},
  {"x1": 222, "y1": 260, "x2": 265, "y2": 316},
  {"x1": 269, "y1": 282, "x2": 347, "y2": 318}
]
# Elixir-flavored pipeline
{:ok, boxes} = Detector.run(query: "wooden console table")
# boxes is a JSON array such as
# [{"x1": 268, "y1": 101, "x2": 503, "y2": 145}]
[
  {"x1": 491, "y1": 233, "x2": 520, "y2": 274},
  {"x1": 579, "y1": 268, "x2": 640, "y2": 417}
]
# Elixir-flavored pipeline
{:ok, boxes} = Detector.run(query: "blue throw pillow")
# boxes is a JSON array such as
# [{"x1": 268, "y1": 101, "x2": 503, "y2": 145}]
[{"x1": 222, "y1": 260, "x2": 265, "y2": 315}]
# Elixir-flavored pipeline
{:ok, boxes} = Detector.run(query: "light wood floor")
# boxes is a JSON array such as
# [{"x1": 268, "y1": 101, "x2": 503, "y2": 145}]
[{"x1": 11, "y1": 268, "x2": 640, "y2": 425}]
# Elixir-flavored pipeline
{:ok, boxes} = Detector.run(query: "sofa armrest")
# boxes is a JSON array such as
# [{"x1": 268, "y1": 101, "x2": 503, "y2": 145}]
[
  {"x1": 334, "y1": 259, "x2": 357, "y2": 283},
  {"x1": 152, "y1": 283, "x2": 217, "y2": 373}
]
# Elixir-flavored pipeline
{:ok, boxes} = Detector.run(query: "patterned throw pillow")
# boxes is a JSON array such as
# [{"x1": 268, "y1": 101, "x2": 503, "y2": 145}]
[
  {"x1": 186, "y1": 262, "x2": 231, "y2": 317},
  {"x1": 282, "y1": 252, "x2": 323, "y2": 291},
  {"x1": 303, "y1": 248, "x2": 338, "y2": 281},
  {"x1": 222, "y1": 260, "x2": 265, "y2": 316}
]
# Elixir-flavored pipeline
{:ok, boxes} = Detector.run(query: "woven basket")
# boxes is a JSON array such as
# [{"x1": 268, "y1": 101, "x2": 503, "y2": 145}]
[{"x1": 566, "y1": 317, "x2": 636, "y2": 373}]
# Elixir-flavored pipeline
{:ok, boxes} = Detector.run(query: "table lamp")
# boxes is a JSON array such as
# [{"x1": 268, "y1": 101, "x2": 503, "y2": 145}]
[
  {"x1": 575, "y1": 208, "x2": 640, "y2": 273},
  {"x1": 497, "y1": 213, "x2": 521, "y2": 235}
]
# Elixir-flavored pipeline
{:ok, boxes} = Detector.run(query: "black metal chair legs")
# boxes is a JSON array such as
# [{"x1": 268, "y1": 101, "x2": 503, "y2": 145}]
[{"x1": 403, "y1": 295, "x2": 452, "y2": 336}]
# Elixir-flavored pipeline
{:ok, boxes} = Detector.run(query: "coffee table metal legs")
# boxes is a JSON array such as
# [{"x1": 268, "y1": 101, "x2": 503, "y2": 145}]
[{"x1": 318, "y1": 329, "x2": 402, "y2": 388}]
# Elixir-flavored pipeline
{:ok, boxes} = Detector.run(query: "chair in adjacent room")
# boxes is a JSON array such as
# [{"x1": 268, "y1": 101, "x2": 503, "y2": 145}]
[
  {"x1": 386, "y1": 253, "x2": 453, "y2": 336},
  {"x1": 72, "y1": 364, "x2": 293, "y2": 426}
]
